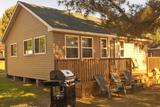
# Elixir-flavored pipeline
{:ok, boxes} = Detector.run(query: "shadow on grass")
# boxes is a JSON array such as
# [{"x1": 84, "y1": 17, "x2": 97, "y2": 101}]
[
  {"x1": 0, "y1": 69, "x2": 4, "y2": 73},
  {"x1": 1, "y1": 69, "x2": 160, "y2": 107},
  {"x1": 0, "y1": 73, "x2": 50, "y2": 107},
  {"x1": 0, "y1": 96, "x2": 36, "y2": 107},
  {"x1": 76, "y1": 86, "x2": 160, "y2": 107}
]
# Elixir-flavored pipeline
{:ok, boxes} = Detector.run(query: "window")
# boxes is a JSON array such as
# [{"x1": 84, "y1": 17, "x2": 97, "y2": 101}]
[
  {"x1": 34, "y1": 36, "x2": 46, "y2": 54},
  {"x1": 115, "y1": 41, "x2": 120, "y2": 58},
  {"x1": 139, "y1": 44, "x2": 145, "y2": 53},
  {"x1": 10, "y1": 43, "x2": 17, "y2": 57},
  {"x1": 81, "y1": 37, "x2": 93, "y2": 58},
  {"x1": 110, "y1": 40, "x2": 115, "y2": 58},
  {"x1": 100, "y1": 38, "x2": 109, "y2": 58},
  {"x1": 23, "y1": 39, "x2": 33, "y2": 55},
  {"x1": 65, "y1": 35, "x2": 79, "y2": 59},
  {"x1": 120, "y1": 41, "x2": 124, "y2": 57},
  {"x1": 134, "y1": 43, "x2": 139, "y2": 53}
]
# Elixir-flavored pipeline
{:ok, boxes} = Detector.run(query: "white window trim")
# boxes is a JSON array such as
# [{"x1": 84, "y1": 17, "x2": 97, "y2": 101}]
[
  {"x1": 120, "y1": 41, "x2": 124, "y2": 58},
  {"x1": 134, "y1": 43, "x2": 140, "y2": 53},
  {"x1": 65, "y1": 35, "x2": 80, "y2": 59},
  {"x1": 81, "y1": 36, "x2": 94, "y2": 59},
  {"x1": 10, "y1": 43, "x2": 17, "y2": 57},
  {"x1": 34, "y1": 35, "x2": 47, "y2": 55},
  {"x1": 23, "y1": 38, "x2": 33, "y2": 56},
  {"x1": 100, "y1": 38, "x2": 110, "y2": 58}
]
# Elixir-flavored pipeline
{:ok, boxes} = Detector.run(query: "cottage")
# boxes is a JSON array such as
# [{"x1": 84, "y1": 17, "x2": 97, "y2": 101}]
[{"x1": 2, "y1": 2, "x2": 149, "y2": 96}]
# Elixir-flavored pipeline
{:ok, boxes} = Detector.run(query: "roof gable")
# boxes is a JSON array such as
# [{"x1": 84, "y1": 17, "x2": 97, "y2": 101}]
[
  {"x1": 2, "y1": 1, "x2": 54, "y2": 42},
  {"x1": 2, "y1": 1, "x2": 149, "y2": 42},
  {"x1": 2, "y1": 1, "x2": 116, "y2": 42},
  {"x1": 2, "y1": 3, "x2": 21, "y2": 42},
  {"x1": 20, "y1": 2, "x2": 113, "y2": 34}
]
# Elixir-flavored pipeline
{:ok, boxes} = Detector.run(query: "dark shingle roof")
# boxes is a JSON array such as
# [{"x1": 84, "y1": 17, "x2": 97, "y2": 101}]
[{"x1": 20, "y1": 2, "x2": 115, "y2": 34}]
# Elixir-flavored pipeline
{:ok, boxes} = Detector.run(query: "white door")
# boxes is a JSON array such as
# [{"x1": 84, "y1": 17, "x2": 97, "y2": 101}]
[
  {"x1": 124, "y1": 43, "x2": 135, "y2": 58},
  {"x1": 124, "y1": 43, "x2": 147, "y2": 71}
]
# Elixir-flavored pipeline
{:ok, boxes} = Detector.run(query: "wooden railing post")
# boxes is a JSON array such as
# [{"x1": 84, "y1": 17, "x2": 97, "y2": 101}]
[
  {"x1": 54, "y1": 60, "x2": 57, "y2": 70},
  {"x1": 108, "y1": 59, "x2": 111, "y2": 79},
  {"x1": 147, "y1": 57, "x2": 149, "y2": 73},
  {"x1": 80, "y1": 60, "x2": 82, "y2": 82},
  {"x1": 129, "y1": 58, "x2": 132, "y2": 76}
]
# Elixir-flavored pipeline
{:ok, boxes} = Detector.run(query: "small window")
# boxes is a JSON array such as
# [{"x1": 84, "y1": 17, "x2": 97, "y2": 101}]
[
  {"x1": 10, "y1": 43, "x2": 17, "y2": 57},
  {"x1": 139, "y1": 44, "x2": 145, "y2": 53},
  {"x1": 23, "y1": 39, "x2": 33, "y2": 55},
  {"x1": 100, "y1": 38, "x2": 109, "y2": 58},
  {"x1": 65, "y1": 35, "x2": 79, "y2": 59},
  {"x1": 120, "y1": 41, "x2": 124, "y2": 57},
  {"x1": 110, "y1": 40, "x2": 115, "y2": 58},
  {"x1": 34, "y1": 36, "x2": 46, "y2": 54},
  {"x1": 134, "y1": 43, "x2": 139, "y2": 53},
  {"x1": 81, "y1": 37, "x2": 93, "y2": 58}
]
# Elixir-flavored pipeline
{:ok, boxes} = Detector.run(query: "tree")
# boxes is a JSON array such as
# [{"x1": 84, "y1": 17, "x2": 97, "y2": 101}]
[
  {"x1": 148, "y1": 31, "x2": 160, "y2": 48},
  {"x1": 58, "y1": 0, "x2": 160, "y2": 37},
  {"x1": 0, "y1": 19, "x2": 2, "y2": 36},
  {"x1": 1, "y1": 6, "x2": 15, "y2": 35}
]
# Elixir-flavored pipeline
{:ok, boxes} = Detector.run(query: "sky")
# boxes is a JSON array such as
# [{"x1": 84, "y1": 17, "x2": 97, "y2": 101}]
[
  {"x1": 0, "y1": 0, "x2": 148, "y2": 18},
  {"x1": 0, "y1": 0, "x2": 65, "y2": 17}
]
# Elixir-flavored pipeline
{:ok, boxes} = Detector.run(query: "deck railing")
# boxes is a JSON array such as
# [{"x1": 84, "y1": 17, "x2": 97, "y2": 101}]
[
  {"x1": 147, "y1": 57, "x2": 160, "y2": 72},
  {"x1": 55, "y1": 58, "x2": 132, "y2": 82}
]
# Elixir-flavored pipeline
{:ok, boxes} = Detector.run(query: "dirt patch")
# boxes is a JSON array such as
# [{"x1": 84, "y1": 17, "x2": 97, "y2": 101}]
[{"x1": 76, "y1": 85, "x2": 160, "y2": 107}]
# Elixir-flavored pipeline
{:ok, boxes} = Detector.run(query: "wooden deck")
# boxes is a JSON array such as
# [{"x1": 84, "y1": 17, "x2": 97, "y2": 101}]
[
  {"x1": 55, "y1": 58, "x2": 133, "y2": 97},
  {"x1": 147, "y1": 57, "x2": 160, "y2": 72},
  {"x1": 55, "y1": 58, "x2": 132, "y2": 82}
]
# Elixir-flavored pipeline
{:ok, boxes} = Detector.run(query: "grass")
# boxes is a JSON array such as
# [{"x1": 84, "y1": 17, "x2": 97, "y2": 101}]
[
  {"x1": 0, "y1": 71, "x2": 50, "y2": 107},
  {"x1": 1, "y1": 71, "x2": 160, "y2": 107},
  {"x1": 0, "y1": 59, "x2": 160, "y2": 107}
]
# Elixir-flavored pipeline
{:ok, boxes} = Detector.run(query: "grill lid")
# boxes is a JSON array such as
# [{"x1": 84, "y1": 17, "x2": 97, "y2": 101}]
[
  {"x1": 50, "y1": 70, "x2": 75, "y2": 81},
  {"x1": 61, "y1": 70, "x2": 74, "y2": 77},
  {"x1": 45, "y1": 69, "x2": 79, "y2": 87}
]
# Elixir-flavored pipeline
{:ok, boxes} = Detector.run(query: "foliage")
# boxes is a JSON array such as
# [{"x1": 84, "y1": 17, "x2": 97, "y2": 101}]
[
  {"x1": 1, "y1": 6, "x2": 15, "y2": 36},
  {"x1": 0, "y1": 1, "x2": 160, "y2": 47},
  {"x1": 148, "y1": 31, "x2": 160, "y2": 48},
  {"x1": 58, "y1": 0, "x2": 160, "y2": 38},
  {"x1": 0, "y1": 19, "x2": 2, "y2": 36}
]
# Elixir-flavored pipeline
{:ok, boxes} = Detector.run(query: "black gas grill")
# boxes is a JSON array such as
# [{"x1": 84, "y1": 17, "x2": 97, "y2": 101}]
[
  {"x1": 50, "y1": 70, "x2": 76, "y2": 86},
  {"x1": 45, "y1": 70, "x2": 78, "y2": 107}
]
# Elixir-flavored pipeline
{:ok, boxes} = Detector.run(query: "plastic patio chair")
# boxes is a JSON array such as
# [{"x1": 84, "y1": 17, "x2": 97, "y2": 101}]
[
  {"x1": 94, "y1": 74, "x2": 112, "y2": 99},
  {"x1": 123, "y1": 70, "x2": 144, "y2": 89},
  {"x1": 110, "y1": 72, "x2": 127, "y2": 94}
]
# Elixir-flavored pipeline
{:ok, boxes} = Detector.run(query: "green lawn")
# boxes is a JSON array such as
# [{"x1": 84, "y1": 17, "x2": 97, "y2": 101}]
[
  {"x1": 0, "y1": 72, "x2": 50, "y2": 107},
  {"x1": 1, "y1": 59, "x2": 160, "y2": 107}
]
